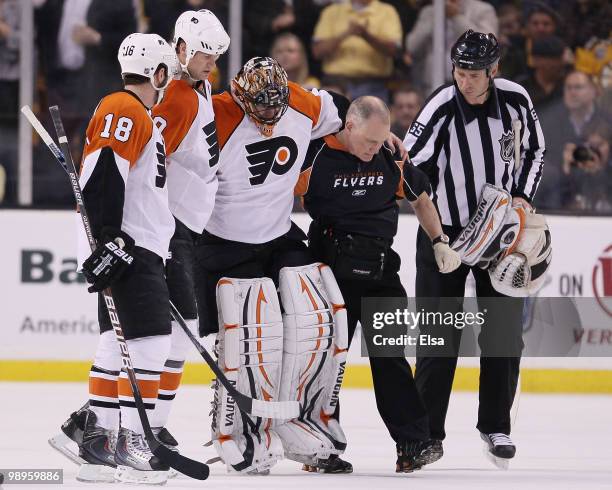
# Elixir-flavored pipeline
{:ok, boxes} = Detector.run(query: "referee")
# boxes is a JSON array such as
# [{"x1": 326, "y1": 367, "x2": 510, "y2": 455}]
[
  {"x1": 295, "y1": 95, "x2": 461, "y2": 472},
  {"x1": 403, "y1": 30, "x2": 545, "y2": 464}
]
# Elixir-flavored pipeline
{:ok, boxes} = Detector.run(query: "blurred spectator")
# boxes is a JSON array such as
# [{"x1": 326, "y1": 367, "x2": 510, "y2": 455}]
[
  {"x1": 389, "y1": 87, "x2": 422, "y2": 137},
  {"x1": 405, "y1": 0, "x2": 498, "y2": 95},
  {"x1": 0, "y1": 0, "x2": 19, "y2": 205},
  {"x1": 80, "y1": 0, "x2": 137, "y2": 115},
  {"x1": 562, "y1": 122, "x2": 612, "y2": 213},
  {"x1": 560, "y1": 0, "x2": 612, "y2": 51},
  {"x1": 144, "y1": 0, "x2": 228, "y2": 42},
  {"x1": 271, "y1": 32, "x2": 320, "y2": 90},
  {"x1": 517, "y1": 35, "x2": 567, "y2": 111},
  {"x1": 500, "y1": 2, "x2": 573, "y2": 81},
  {"x1": 535, "y1": 71, "x2": 612, "y2": 209},
  {"x1": 244, "y1": 0, "x2": 295, "y2": 62},
  {"x1": 312, "y1": 0, "x2": 402, "y2": 102}
]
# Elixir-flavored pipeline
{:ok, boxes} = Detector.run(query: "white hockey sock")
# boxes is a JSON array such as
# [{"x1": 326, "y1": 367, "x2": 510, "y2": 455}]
[
  {"x1": 89, "y1": 330, "x2": 121, "y2": 431},
  {"x1": 149, "y1": 320, "x2": 196, "y2": 428},
  {"x1": 118, "y1": 335, "x2": 171, "y2": 434}
]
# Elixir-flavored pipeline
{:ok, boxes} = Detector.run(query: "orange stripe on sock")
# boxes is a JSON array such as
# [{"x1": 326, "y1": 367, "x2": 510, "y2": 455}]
[
  {"x1": 159, "y1": 370, "x2": 183, "y2": 391},
  {"x1": 89, "y1": 376, "x2": 118, "y2": 398},
  {"x1": 118, "y1": 377, "x2": 160, "y2": 399}
]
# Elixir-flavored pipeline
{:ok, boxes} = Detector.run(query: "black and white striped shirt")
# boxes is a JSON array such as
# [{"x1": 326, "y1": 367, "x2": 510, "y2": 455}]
[{"x1": 403, "y1": 78, "x2": 545, "y2": 228}]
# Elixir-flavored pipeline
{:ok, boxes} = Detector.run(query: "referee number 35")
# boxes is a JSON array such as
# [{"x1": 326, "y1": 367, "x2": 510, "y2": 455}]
[{"x1": 409, "y1": 122, "x2": 425, "y2": 137}]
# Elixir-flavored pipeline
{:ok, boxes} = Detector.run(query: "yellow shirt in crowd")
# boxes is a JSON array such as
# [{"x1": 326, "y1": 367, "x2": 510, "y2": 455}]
[{"x1": 313, "y1": 0, "x2": 402, "y2": 79}]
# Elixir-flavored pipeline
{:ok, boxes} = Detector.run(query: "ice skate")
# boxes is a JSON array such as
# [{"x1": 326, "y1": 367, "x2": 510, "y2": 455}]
[
  {"x1": 301, "y1": 454, "x2": 353, "y2": 474},
  {"x1": 75, "y1": 410, "x2": 117, "y2": 483},
  {"x1": 396, "y1": 440, "x2": 440, "y2": 473},
  {"x1": 48, "y1": 403, "x2": 89, "y2": 466},
  {"x1": 152, "y1": 427, "x2": 179, "y2": 479},
  {"x1": 114, "y1": 427, "x2": 169, "y2": 484},
  {"x1": 481, "y1": 432, "x2": 516, "y2": 470}
]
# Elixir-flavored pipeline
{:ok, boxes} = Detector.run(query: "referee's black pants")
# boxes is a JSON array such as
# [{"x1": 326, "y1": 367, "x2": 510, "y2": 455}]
[
  {"x1": 414, "y1": 226, "x2": 523, "y2": 440},
  {"x1": 310, "y1": 236, "x2": 430, "y2": 444}
]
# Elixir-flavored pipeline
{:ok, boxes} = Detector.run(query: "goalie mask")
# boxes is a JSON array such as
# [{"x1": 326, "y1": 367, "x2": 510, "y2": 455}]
[
  {"x1": 118, "y1": 33, "x2": 180, "y2": 91},
  {"x1": 231, "y1": 57, "x2": 289, "y2": 137}
]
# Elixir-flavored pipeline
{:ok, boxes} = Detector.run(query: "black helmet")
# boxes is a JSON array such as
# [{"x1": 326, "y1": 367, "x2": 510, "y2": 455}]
[{"x1": 451, "y1": 30, "x2": 500, "y2": 71}]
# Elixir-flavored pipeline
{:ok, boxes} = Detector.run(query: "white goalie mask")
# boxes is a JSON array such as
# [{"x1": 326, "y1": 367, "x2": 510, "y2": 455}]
[
  {"x1": 118, "y1": 33, "x2": 180, "y2": 91},
  {"x1": 172, "y1": 9, "x2": 230, "y2": 73}
]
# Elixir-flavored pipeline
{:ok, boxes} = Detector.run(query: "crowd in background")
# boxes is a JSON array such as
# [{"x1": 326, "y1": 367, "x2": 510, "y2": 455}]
[{"x1": 0, "y1": 0, "x2": 611, "y2": 213}]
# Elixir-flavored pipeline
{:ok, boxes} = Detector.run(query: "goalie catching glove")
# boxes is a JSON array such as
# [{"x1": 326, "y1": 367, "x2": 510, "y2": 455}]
[
  {"x1": 81, "y1": 227, "x2": 135, "y2": 293},
  {"x1": 451, "y1": 184, "x2": 552, "y2": 296}
]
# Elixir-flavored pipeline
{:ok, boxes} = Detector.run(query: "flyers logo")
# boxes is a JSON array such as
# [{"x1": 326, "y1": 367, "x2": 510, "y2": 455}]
[
  {"x1": 245, "y1": 136, "x2": 298, "y2": 185},
  {"x1": 202, "y1": 120, "x2": 219, "y2": 167}
]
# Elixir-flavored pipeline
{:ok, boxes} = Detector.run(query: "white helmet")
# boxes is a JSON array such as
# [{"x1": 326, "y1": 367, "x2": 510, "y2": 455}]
[
  {"x1": 172, "y1": 9, "x2": 230, "y2": 69},
  {"x1": 118, "y1": 33, "x2": 181, "y2": 91}
]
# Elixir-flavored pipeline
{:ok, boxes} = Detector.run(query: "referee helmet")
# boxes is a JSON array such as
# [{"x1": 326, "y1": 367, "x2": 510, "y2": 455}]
[{"x1": 451, "y1": 30, "x2": 500, "y2": 72}]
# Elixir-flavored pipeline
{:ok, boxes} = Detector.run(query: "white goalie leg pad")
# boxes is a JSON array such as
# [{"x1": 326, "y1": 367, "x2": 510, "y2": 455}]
[
  {"x1": 489, "y1": 212, "x2": 552, "y2": 297},
  {"x1": 211, "y1": 277, "x2": 285, "y2": 474},
  {"x1": 276, "y1": 263, "x2": 349, "y2": 464},
  {"x1": 452, "y1": 184, "x2": 524, "y2": 268}
]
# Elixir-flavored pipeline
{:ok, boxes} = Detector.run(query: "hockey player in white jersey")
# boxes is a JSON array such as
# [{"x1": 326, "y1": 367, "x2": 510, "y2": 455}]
[
  {"x1": 149, "y1": 8, "x2": 230, "y2": 454},
  {"x1": 48, "y1": 33, "x2": 180, "y2": 484},
  {"x1": 197, "y1": 57, "x2": 407, "y2": 475}
]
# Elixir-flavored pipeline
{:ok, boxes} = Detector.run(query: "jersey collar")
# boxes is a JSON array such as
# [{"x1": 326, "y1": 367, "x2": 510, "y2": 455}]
[{"x1": 454, "y1": 81, "x2": 502, "y2": 124}]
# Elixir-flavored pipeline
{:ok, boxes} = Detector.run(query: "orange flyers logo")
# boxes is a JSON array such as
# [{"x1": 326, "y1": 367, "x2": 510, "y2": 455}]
[{"x1": 245, "y1": 136, "x2": 298, "y2": 185}]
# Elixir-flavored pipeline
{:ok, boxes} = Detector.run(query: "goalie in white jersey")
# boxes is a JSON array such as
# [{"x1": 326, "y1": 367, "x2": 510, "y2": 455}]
[
  {"x1": 149, "y1": 8, "x2": 230, "y2": 454},
  {"x1": 196, "y1": 57, "x2": 354, "y2": 474}
]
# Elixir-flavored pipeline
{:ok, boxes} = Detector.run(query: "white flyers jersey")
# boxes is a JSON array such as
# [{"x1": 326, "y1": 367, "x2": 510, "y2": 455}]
[
  {"x1": 77, "y1": 91, "x2": 174, "y2": 265},
  {"x1": 205, "y1": 82, "x2": 342, "y2": 244},
  {"x1": 153, "y1": 79, "x2": 219, "y2": 233}
]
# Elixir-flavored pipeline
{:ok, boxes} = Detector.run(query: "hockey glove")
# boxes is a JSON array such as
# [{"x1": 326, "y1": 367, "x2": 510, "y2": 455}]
[
  {"x1": 434, "y1": 242, "x2": 461, "y2": 274},
  {"x1": 82, "y1": 227, "x2": 135, "y2": 293}
]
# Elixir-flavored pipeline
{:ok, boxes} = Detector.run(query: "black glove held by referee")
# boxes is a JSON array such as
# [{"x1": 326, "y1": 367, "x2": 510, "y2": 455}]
[{"x1": 82, "y1": 227, "x2": 135, "y2": 293}]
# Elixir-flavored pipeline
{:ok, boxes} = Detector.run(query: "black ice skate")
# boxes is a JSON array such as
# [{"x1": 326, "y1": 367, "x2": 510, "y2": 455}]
[
  {"x1": 152, "y1": 427, "x2": 179, "y2": 478},
  {"x1": 75, "y1": 410, "x2": 118, "y2": 483},
  {"x1": 481, "y1": 432, "x2": 516, "y2": 469},
  {"x1": 114, "y1": 427, "x2": 169, "y2": 484},
  {"x1": 48, "y1": 403, "x2": 90, "y2": 466},
  {"x1": 396, "y1": 439, "x2": 440, "y2": 473},
  {"x1": 301, "y1": 454, "x2": 353, "y2": 473}
]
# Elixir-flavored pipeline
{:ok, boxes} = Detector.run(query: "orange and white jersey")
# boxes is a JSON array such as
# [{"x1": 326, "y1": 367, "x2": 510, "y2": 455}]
[
  {"x1": 153, "y1": 79, "x2": 219, "y2": 233},
  {"x1": 205, "y1": 82, "x2": 342, "y2": 244},
  {"x1": 77, "y1": 90, "x2": 174, "y2": 265}
]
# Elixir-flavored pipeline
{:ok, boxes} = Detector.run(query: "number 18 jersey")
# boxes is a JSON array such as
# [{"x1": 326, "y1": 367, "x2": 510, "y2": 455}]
[{"x1": 77, "y1": 90, "x2": 174, "y2": 265}]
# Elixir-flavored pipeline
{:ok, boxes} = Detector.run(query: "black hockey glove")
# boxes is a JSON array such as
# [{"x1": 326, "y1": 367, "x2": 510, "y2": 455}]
[{"x1": 82, "y1": 227, "x2": 135, "y2": 293}]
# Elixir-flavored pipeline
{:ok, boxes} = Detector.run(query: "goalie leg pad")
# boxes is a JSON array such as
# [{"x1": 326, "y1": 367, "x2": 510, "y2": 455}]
[
  {"x1": 211, "y1": 277, "x2": 285, "y2": 474},
  {"x1": 276, "y1": 263, "x2": 349, "y2": 464}
]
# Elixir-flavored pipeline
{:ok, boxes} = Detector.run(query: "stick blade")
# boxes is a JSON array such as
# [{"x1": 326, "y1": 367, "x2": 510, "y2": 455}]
[
  {"x1": 250, "y1": 399, "x2": 300, "y2": 419},
  {"x1": 151, "y1": 444, "x2": 210, "y2": 480}
]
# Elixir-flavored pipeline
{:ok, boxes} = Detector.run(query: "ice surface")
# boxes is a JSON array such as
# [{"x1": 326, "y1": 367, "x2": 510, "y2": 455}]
[{"x1": 1, "y1": 382, "x2": 610, "y2": 489}]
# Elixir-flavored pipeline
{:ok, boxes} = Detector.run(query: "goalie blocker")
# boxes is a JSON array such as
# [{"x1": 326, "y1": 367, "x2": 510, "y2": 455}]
[
  {"x1": 452, "y1": 184, "x2": 552, "y2": 297},
  {"x1": 210, "y1": 263, "x2": 349, "y2": 474}
]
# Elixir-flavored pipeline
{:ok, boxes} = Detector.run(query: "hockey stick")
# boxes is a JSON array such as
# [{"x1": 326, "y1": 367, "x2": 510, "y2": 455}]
[
  {"x1": 21, "y1": 105, "x2": 209, "y2": 481},
  {"x1": 512, "y1": 119, "x2": 522, "y2": 172},
  {"x1": 168, "y1": 302, "x2": 299, "y2": 419}
]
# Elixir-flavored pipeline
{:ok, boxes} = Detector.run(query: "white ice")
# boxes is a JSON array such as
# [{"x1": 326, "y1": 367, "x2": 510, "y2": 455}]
[{"x1": 1, "y1": 382, "x2": 611, "y2": 490}]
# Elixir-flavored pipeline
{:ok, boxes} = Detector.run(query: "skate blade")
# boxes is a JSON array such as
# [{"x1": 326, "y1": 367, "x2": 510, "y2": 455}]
[
  {"x1": 114, "y1": 465, "x2": 168, "y2": 485},
  {"x1": 48, "y1": 432, "x2": 86, "y2": 466},
  {"x1": 482, "y1": 444, "x2": 510, "y2": 470},
  {"x1": 76, "y1": 463, "x2": 116, "y2": 483},
  {"x1": 167, "y1": 468, "x2": 178, "y2": 479}
]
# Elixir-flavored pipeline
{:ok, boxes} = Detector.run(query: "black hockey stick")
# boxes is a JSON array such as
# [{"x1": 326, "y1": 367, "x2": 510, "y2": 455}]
[
  {"x1": 169, "y1": 302, "x2": 299, "y2": 419},
  {"x1": 21, "y1": 105, "x2": 209, "y2": 481}
]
